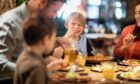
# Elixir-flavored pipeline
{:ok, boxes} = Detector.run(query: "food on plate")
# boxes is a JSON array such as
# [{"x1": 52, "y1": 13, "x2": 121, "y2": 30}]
[
  {"x1": 121, "y1": 71, "x2": 132, "y2": 79},
  {"x1": 119, "y1": 66, "x2": 140, "y2": 80},
  {"x1": 115, "y1": 66, "x2": 133, "y2": 72},
  {"x1": 91, "y1": 65, "x2": 133, "y2": 72},
  {"x1": 122, "y1": 59, "x2": 140, "y2": 66},
  {"x1": 91, "y1": 65, "x2": 102, "y2": 72},
  {"x1": 87, "y1": 53, "x2": 112, "y2": 63},
  {"x1": 66, "y1": 71, "x2": 77, "y2": 79},
  {"x1": 60, "y1": 66, "x2": 71, "y2": 70},
  {"x1": 52, "y1": 72, "x2": 91, "y2": 83},
  {"x1": 93, "y1": 53, "x2": 112, "y2": 61},
  {"x1": 59, "y1": 66, "x2": 84, "y2": 72},
  {"x1": 132, "y1": 66, "x2": 140, "y2": 78}
]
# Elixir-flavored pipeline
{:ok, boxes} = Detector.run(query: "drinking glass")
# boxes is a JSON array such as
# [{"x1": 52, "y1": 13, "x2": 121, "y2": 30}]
[
  {"x1": 101, "y1": 61, "x2": 116, "y2": 80},
  {"x1": 68, "y1": 48, "x2": 78, "y2": 66},
  {"x1": 64, "y1": 48, "x2": 71, "y2": 65},
  {"x1": 77, "y1": 53, "x2": 87, "y2": 67}
]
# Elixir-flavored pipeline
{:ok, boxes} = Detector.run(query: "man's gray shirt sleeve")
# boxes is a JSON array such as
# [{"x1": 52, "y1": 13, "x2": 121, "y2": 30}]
[
  {"x1": 0, "y1": 3, "x2": 29, "y2": 72},
  {"x1": 0, "y1": 18, "x2": 18, "y2": 71},
  {"x1": 0, "y1": 14, "x2": 24, "y2": 71}
]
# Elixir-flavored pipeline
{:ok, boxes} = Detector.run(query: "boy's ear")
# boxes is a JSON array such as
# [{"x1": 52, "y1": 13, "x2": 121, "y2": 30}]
[
  {"x1": 41, "y1": 36, "x2": 49, "y2": 45},
  {"x1": 64, "y1": 23, "x2": 68, "y2": 29}
]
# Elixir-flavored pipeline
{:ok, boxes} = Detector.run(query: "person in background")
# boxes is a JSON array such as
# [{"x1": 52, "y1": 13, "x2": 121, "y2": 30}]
[
  {"x1": 53, "y1": 12, "x2": 92, "y2": 59},
  {"x1": 14, "y1": 14, "x2": 65, "y2": 84},
  {"x1": 0, "y1": 0, "x2": 66, "y2": 72},
  {"x1": 114, "y1": 2, "x2": 140, "y2": 60}
]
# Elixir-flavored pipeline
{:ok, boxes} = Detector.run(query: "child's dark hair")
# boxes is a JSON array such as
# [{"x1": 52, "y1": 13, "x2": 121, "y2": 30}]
[{"x1": 23, "y1": 14, "x2": 57, "y2": 45}]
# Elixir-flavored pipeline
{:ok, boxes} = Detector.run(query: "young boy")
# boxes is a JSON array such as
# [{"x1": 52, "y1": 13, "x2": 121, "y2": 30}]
[
  {"x1": 14, "y1": 14, "x2": 57, "y2": 84},
  {"x1": 53, "y1": 12, "x2": 92, "y2": 58}
]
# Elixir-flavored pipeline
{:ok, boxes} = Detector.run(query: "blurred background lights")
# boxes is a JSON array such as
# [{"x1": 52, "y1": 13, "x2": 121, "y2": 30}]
[
  {"x1": 88, "y1": 0, "x2": 101, "y2": 6},
  {"x1": 57, "y1": 0, "x2": 81, "y2": 19},
  {"x1": 115, "y1": 1, "x2": 122, "y2": 7},
  {"x1": 115, "y1": 8, "x2": 123, "y2": 19}
]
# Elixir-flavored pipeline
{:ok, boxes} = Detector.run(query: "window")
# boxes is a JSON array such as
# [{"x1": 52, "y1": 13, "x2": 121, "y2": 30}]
[
  {"x1": 57, "y1": 0, "x2": 81, "y2": 19},
  {"x1": 87, "y1": 0, "x2": 101, "y2": 19},
  {"x1": 87, "y1": 6, "x2": 99, "y2": 19},
  {"x1": 114, "y1": 1, "x2": 126, "y2": 19}
]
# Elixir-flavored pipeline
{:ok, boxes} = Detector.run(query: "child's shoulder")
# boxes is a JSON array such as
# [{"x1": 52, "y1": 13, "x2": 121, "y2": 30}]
[{"x1": 17, "y1": 51, "x2": 43, "y2": 71}]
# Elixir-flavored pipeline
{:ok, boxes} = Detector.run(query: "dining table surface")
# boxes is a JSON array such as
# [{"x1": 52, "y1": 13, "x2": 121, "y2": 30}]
[{"x1": 49, "y1": 60, "x2": 140, "y2": 84}]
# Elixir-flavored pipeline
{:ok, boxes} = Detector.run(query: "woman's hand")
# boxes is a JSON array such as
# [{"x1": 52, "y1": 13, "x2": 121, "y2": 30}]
[
  {"x1": 119, "y1": 34, "x2": 136, "y2": 54},
  {"x1": 123, "y1": 34, "x2": 136, "y2": 48}
]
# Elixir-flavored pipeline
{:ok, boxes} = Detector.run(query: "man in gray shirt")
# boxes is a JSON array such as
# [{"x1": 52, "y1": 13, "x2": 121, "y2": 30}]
[{"x1": 0, "y1": 0, "x2": 66, "y2": 73}]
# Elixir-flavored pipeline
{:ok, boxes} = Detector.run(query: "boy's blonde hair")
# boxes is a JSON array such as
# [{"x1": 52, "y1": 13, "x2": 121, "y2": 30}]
[{"x1": 65, "y1": 12, "x2": 86, "y2": 27}]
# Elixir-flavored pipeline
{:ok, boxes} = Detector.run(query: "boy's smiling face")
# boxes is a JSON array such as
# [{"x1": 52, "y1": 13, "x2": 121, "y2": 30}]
[{"x1": 65, "y1": 18, "x2": 85, "y2": 37}]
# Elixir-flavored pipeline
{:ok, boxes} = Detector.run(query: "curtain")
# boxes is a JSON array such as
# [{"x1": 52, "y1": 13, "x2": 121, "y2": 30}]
[{"x1": 0, "y1": 0, "x2": 16, "y2": 15}]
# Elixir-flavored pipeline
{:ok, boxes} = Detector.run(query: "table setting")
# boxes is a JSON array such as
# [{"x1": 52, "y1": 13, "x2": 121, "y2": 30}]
[{"x1": 49, "y1": 47, "x2": 140, "y2": 84}]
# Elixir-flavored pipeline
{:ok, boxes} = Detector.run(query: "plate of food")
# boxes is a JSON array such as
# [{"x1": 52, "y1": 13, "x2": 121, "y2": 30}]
[
  {"x1": 118, "y1": 59, "x2": 140, "y2": 66},
  {"x1": 115, "y1": 65, "x2": 133, "y2": 72},
  {"x1": 91, "y1": 65, "x2": 131, "y2": 72},
  {"x1": 117, "y1": 73, "x2": 140, "y2": 82},
  {"x1": 59, "y1": 67, "x2": 84, "y2": 72},
  {"x1": 52, "y1": 72, "x2": 91, "y2": 83},
  {"x1": 117, "y1": 66, "x2": 140, "y2": 82},
  {"x1": 91, "y1": 65, "x2": 102, "y2": 72},
  {"x1": 87, "y1": 53, "x2": 113, "y2": 64}
]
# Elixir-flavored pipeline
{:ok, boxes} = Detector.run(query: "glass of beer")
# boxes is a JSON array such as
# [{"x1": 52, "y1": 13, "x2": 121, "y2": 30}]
[
  {"x1": 64, "y1": 48, "x2": 71, "y2": 65},
  {"x1": 77, "y1": 53, "x2": 87, "y2": 67},
  {"x1": 64, "y1": 47, "x2": 78, "y2": 66},
  {"x1": 101, "y1": 61, "x2": 116, "y2": 80},
  {"x1": 68, "y1": 48, "x2": 78, "y2": 66}
]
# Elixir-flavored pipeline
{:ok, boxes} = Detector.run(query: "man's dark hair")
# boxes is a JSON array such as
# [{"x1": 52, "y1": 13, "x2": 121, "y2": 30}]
[
  {"x1": 135, "y1": 1, "x2": 140, "y2": 6},
  {"x1": 46, "y1": 0, "x2": 67, "y2": 7},
  {"x1": 23, "y1": 13, "x2": 57, "y2": 45},
  {"x1": 27, "y1": 0, "x2": 67, "y2": 4},
  {"x1": 48, "y1": 0, "x2": 67, "y2": 3}
]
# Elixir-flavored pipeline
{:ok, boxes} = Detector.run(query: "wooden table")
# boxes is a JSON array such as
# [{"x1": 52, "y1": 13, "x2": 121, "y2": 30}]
[{"x1": 49, "y1": 65, "x2": 140, "y2": 84}]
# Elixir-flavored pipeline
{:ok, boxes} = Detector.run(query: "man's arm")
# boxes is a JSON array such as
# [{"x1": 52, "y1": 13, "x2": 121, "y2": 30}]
[{"x1": 0, "y1": 19, "x2": 17, "y2": 71}]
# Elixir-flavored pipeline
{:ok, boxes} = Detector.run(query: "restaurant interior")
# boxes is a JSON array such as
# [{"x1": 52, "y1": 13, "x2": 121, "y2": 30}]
[{"x1": 1, "y1": 0, "x2": 140, "y2": 84}]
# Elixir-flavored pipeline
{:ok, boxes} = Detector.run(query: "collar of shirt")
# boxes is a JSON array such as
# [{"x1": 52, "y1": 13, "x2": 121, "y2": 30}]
[{"x1": 18, "y1": 2, "x2": 29, "y2": 20}]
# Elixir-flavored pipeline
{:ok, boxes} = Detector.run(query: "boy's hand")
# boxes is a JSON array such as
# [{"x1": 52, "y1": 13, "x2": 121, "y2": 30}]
[{"x1": 46, "y1": 59, "x2": 67, "y2": 72}]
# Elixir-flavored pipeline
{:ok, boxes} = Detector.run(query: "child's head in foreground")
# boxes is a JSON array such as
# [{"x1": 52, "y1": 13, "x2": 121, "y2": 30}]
[{"x1": 23, "y1": 13, "x2": 57, "y2": 54}]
